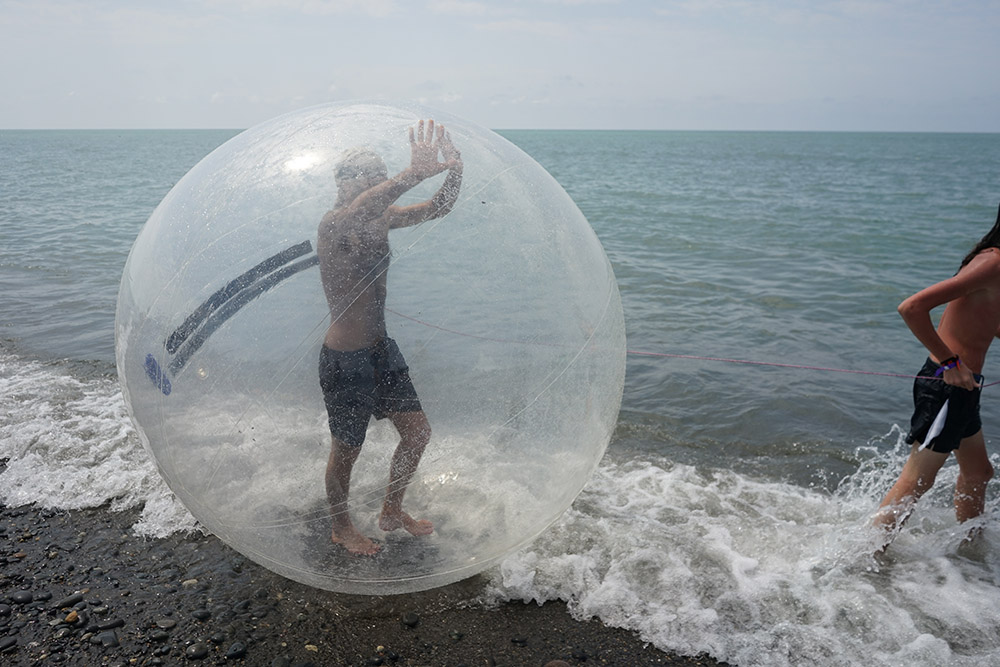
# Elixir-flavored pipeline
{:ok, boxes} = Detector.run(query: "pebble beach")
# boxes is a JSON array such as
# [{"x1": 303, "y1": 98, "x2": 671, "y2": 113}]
[{"x1": 0, "y1": 481, "x2": 726, "y2": 667}]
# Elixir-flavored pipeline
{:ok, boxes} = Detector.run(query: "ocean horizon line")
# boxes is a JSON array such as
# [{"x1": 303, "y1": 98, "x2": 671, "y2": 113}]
[{"x1": 3, "y1": 126, "x2": 999, "y2": 136}]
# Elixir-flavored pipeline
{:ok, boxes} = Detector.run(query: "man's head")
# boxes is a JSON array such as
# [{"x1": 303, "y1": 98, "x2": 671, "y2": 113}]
[{"x1": 335, "y1": 148, "x2": 388, "y2": 191}]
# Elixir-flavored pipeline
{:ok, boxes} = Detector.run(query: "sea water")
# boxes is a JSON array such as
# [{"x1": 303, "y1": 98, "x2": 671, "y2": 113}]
[{"x1": 2, "y1": 128, "x2": 1000, "y2": 665}]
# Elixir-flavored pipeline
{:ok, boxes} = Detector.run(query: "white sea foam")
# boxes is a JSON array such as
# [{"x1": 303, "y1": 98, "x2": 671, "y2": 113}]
[
  {"x1": 0, "y1": 351, "x2": 197, "y2": 536},
  {"x1": 485, "y1": 442, "x2": 1000, "y2": 667}
]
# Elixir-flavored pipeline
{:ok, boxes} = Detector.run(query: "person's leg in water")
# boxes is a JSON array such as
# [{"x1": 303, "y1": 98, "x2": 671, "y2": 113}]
[
  {"x1": 379, "y1": 410, "x2": 433, "y2": 536},
  {"x1": 953, "y1": 429, "x2": 995, "y2": 539},
  {"x1": 327, "y1": 437, "x2": 382, "y2": 556},
  {"x1": 873, "y1": 443, "x2": 949, "y2": 549}
]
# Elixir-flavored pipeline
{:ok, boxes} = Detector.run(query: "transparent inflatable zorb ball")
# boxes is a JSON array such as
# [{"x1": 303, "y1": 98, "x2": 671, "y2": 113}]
[{"x1": 115, "y1": 101, "x2": 625, "y2": 594}]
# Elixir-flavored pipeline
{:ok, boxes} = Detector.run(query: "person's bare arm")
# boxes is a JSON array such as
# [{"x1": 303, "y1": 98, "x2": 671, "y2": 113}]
[
  {"x1": 898, "y1": 249, "x2": 1000, "y2": 387},
  {"x1": 334, "y1": 120, "x2": 455, "y2": 228},
  {"x1": 387, "y1": 124, "x2": 463, "y2": 229}
]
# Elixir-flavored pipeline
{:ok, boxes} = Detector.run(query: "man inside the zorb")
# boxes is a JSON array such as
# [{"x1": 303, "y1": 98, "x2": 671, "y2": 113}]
[{"x1": 317, "y1": 119, "x2": 463, "y2": 556}]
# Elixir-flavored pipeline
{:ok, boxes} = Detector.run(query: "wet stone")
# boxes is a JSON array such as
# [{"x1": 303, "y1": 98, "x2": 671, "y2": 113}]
[
  {"x1": 54, "y1": 594, "x2": 84, "y2": 609},
  {"x1": 156, "y1": 618, "x2": 177, "y2": 629},
  {"x1": 98, "y1": 618, "x2": 124, "y2": 631},
  {"x1": 150, "y1": 629, "x2": 170, "y2": 642},
  {"x1": 192, "y1": 608, "x2": 212, "y2": 621},
  {"x1": 186, "y1": 642, "x2": 211, "y2": 659},
  {"x1": 225, "y1": 641, "x2": 247, "y2": 659},
  {"x1": 0, "y1": 603, "x2": 11, "y2": 617},
  {"x1": 99, "y1": 630, "x2": 120, "y2": 647},
  {"x1": 401, "y1": 612, "x2": 420, "y2": 628},
  {"x1": 10, "y1": 591, "x2": 33, "y2": 604},
  {"x1": 0, "y1": 636, "x2": 17, "y2": 652}
]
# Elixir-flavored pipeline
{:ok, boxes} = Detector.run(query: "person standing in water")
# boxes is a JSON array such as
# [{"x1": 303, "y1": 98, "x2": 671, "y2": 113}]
[
  {"x1": 874, "y1": 204, "x2": 1000, "y2": 549},
  {"x1": 317, "y1": 119, "x2": 462, "y2": 556}
]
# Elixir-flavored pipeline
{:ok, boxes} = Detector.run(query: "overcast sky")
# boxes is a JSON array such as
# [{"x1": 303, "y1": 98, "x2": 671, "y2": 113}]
[{"x1": 3, "y1": 0, "x2": 998, "y2": 132}]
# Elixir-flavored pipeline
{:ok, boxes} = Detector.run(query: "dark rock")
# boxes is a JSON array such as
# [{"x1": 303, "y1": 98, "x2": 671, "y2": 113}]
[
  {"x1": 401, "y1": 612, "x2": 420, "y2": 628},
  {"x1": 225, "y1": 641, "x2": 247, "y2": 659},
  {"x1": 192, "y1": 608, "x2": 212, "y2": 621},
  {"x1": 186, "y1": 642, "x2": 211, "y2": 659},
  {"x1": 10, "y1": 590, "x2": 32, "y2": 604},
  {"x1": 98, "y1": 618, "x2": 124, "y2": 631},
  {"x1": 0, "y1": 636, "x2": 17, "y2": 652},
  {"x1": 54, "y1": 594, "x2": 84, "y2": 609},
  {"x1": 91, "y1": 630, "x2": 120, "y2": 647}
]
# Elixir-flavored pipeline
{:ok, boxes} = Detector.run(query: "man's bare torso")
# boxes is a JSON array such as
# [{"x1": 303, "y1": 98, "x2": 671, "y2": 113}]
[
  {"x1": 938, "y1": 248, "x2": 1000, "y2": 374},
  {"x1": 318, "y1": 209, "x2": 391, "y2": 351}
]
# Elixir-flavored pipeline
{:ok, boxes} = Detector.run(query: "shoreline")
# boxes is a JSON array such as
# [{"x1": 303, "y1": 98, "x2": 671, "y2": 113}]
[{"x1": 0, "y1": 500, "x2": 728, "y2": 666}]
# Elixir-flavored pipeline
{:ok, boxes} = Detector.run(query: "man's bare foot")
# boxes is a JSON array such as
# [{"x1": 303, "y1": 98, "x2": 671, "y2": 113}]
[
  {"x1": 331, "y1": 526, "x2": 382, "y2": 556},
  {"x1": 379, "y1": 509, "x2": 433, "y2": 536}
]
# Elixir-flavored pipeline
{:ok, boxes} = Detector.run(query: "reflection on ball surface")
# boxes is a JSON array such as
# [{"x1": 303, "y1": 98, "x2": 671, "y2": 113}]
[{"x1": 116, "y1": 101, "x2": 625, "y2": 594}]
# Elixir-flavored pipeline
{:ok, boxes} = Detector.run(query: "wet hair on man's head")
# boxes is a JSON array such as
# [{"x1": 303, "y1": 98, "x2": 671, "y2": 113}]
[{"x1": 335, "y1": 148, "x2": 387, "y2": 185}]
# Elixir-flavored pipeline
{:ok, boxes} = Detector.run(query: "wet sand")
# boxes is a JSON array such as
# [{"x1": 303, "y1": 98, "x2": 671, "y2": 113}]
[{"x1": 0, "y1": 500, "x2": 727, "y2": 666}]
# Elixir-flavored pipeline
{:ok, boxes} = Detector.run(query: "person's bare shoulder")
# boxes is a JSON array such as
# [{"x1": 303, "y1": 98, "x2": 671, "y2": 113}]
[
  {"x1": 968, "y1": 247, "x2": 1000, "y2": 273},
  {"x1": 957, "y1": 247, "x2": 1000, "y2": 296}
]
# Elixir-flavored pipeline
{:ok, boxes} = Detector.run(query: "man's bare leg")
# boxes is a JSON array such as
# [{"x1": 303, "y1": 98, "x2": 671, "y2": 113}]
[
  {"x1": 872, "y1": 443, "x2": 949, "y2": 550},
  {"x1": 953, "y1": 430, "x2": 994, "y2": 540},
  {"x1": 379, "y1": 411, "x2": 433, "y2": 536},
  {"x1": 326, "y1": 437, "x2": 381, "y2": 555}
]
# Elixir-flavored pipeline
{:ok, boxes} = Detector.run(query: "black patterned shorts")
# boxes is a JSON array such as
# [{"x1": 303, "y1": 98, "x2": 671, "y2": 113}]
[
  {"x1": 319, "y1": 337, "x2": 422, "y2": 447},
  {"x1": 905, "y1": 357, "x2": 983, "y2": 453}
]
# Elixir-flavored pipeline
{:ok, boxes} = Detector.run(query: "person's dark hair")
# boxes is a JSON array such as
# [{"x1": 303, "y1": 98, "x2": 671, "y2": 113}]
[{"x1": 960, "y1": 202, "x2": 1000, "y2": 269}]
